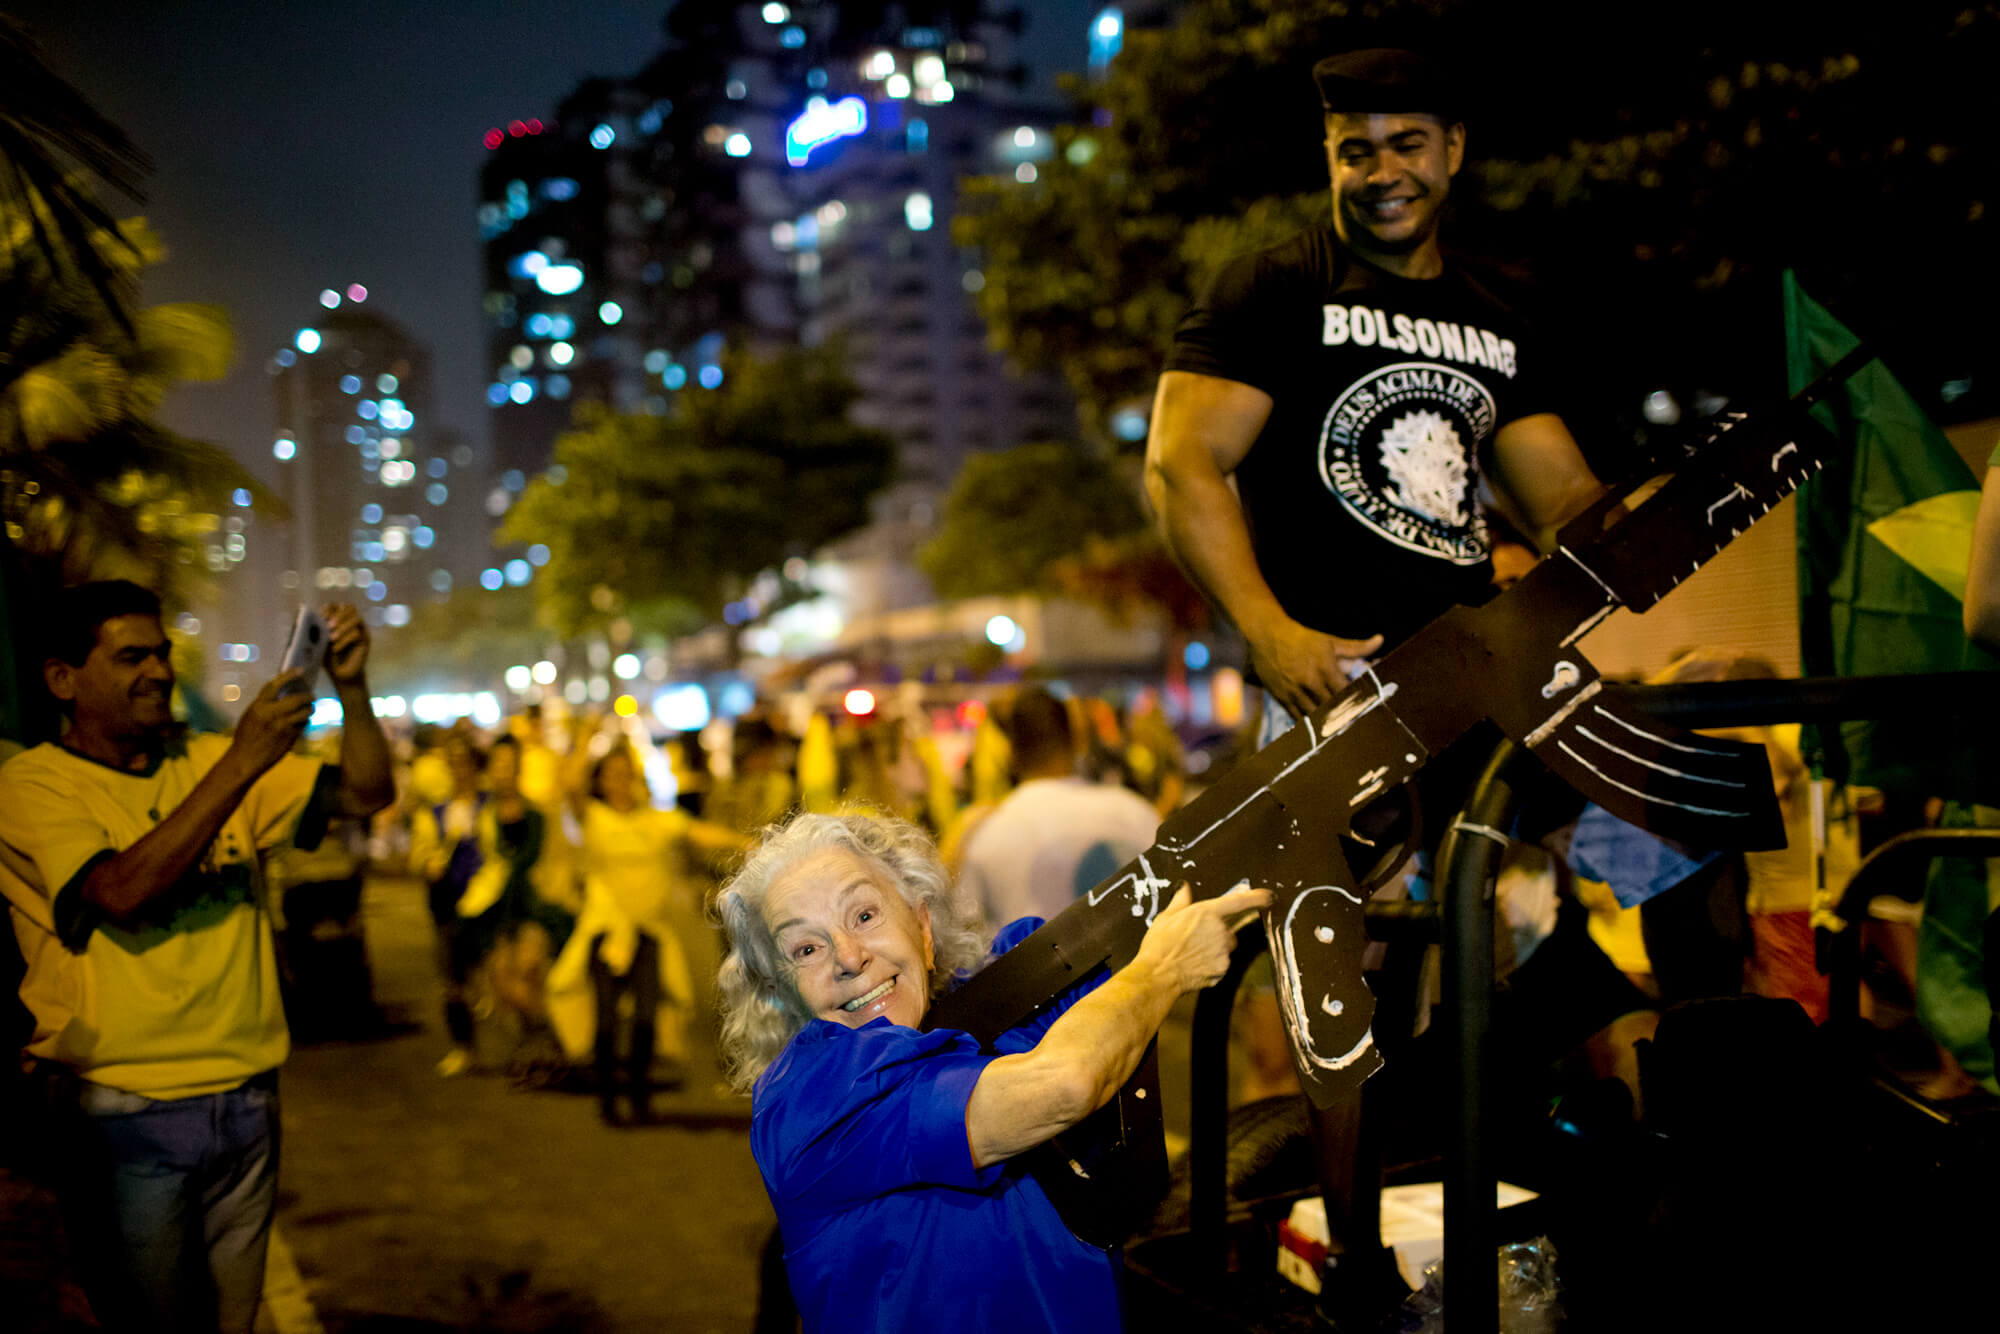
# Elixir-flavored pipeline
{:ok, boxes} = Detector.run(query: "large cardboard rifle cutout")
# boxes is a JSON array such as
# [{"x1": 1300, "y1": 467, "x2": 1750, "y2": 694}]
[{"x1": 924, "y1": 348, "x2": 1872, "y2": 1245}]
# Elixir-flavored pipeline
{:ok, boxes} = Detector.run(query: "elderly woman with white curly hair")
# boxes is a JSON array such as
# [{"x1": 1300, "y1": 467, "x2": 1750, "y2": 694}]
[{"x1": 716, "y1": 810, "x2": 1267, "y2": 1333}]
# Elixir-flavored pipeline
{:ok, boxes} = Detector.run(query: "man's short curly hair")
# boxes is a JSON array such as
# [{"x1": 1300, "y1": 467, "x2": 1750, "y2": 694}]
[{"x1": 713, "y1": 809, "x2": 987, "y2": 1094}]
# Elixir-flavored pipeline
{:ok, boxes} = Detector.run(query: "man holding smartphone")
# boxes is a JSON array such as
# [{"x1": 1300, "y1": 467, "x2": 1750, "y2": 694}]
[{"x1": 0, "y1": 582, "x2": 393, "y2": 1333}]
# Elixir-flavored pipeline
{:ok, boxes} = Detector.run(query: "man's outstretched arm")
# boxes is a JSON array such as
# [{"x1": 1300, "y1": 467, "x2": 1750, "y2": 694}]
[
  {"x1": 1144, "y1": 370, "x2": 1382, "y2": 723},
  {"x1": 321, "y1": 603, "x2": 395, "y2": 818},
  {"x1": 1487, "y1": 412, "x2": 1605, "y2": 551}
]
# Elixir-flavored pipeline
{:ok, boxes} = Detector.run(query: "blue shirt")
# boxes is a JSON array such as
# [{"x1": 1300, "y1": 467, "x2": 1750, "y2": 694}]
[{"x1": 751, "y1": 920, "x2": 1121, "y2": 1334}]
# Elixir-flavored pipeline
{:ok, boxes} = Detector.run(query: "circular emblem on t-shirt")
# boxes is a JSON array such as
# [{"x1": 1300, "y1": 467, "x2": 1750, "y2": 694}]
[{"x1": 1317, "y1": 361, "x2": 1495, "y2": 563}]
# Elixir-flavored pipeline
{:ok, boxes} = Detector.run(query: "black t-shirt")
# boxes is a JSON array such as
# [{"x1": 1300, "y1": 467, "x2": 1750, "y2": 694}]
[{"x1": 1166, "y1": 227, "x2": 1554, "y2": 650}]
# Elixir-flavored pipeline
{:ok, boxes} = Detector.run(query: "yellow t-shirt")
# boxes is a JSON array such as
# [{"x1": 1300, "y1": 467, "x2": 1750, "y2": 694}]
[{"x1": 0, "y1": 735, "x2": 326, "y2": 1098}]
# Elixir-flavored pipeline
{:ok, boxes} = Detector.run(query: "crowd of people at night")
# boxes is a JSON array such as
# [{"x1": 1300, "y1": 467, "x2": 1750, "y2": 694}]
[{"x1": 2, "y1": 36, "x2": 1998, "y2": 1334}]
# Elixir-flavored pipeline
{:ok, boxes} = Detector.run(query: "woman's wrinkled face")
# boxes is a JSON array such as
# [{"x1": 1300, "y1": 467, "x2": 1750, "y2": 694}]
[{"x1": 763, "y1": 847, "x2": 934, "y2": 1030}]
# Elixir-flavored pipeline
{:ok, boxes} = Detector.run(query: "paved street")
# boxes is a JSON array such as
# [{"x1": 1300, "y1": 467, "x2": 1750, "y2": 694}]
[{"x1": 271, "y1": 875, "x2": 775, "y2": 1333}]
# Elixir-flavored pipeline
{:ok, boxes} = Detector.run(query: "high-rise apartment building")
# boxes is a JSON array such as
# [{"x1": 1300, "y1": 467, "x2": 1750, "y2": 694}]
[
  {"x1": 475, "y1": 1, "x2": 1073, "y2": 579},
  {"x1": 267, "y1": 290, "x2": 474, "y2": 628}
]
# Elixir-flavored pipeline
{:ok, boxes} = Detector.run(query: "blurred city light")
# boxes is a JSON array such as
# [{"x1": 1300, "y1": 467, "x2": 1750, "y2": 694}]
[
  {"x1": 914, "y1": 55, "x2": 945, "y2": 86},
  {"x1": 957, "y1": 699, "x2": 987, "y2": 728},
  {"x1": 843, "y1": 688, "x2": 877, "y2": 717},
  {"x1": 1643, "y1": 389, "x2": 1682, "y2": 425},
  {"x1": 384, "y1": 604, "x2": 411, "y2": 627},
  {"x1": 318, "y1": 289, "x2": 340, "y2": 309},
  {"x1": 509, "y1": 382, "x2": 534, "y2": 404},
  {"x1": 1014, "y1": 126, "x2": 1037, "y2": 148},
  {"x1": 481, "y1": 568, "x2": 504, "y2": 590},
  {"x1": 1090, "y1": 7, "x2": 1125, "y2": 69},
  {"x1": 785, "y1": 96, "x2": 868, "y2": 167},
  {"x1": 377, "y1": 373, "x2": 398, "y2": 393},
  {"x1": 590, "y1": 124, "x2": 615, "y2": 150},
  {"x1": 504, "y1": 665, "x2": 532, "y2": 691},
  {"x1": 535, "y1": 263, "x2": 585, "y2": 295},
  {"x1": 865, "y1": 50, "x2": 895, "y2": 80},
  {"x1": 232, "y1": 488, "x2": 252, "y2": 507},
  {"x1": 275, "y1": 348, "x2": 296, "y2": 367},
  {"x1": 309, "y1": 699, "x2": 344, "y2": 729},
  {"x1": 531, "y1": 660, "x2": 558, "y2": 685},
  {"x1": 885, "y1": 73, "x2": 912, "y2": 99},
  {"x1": 717, "y1": 680, "x2": 756, "y2": 717},
  {"x1": 1015, "y1": 163, "x2": 1037, "y2": 183},
  {"x1": 505, "y1": 559, "x2": 531, "y2": 585},
  {"x1": 598, "y1": 300, "x2": 623, "y2": 325},
  {"x1": 1110, "y1": 406, "x2": 1149, "y2": 442},
  {"x1": 347, "y1": 284, "x2": 367, "y2": 302},
  {"x1": 1184, "y1": 640, "x2": 1212, "y2": 671},
  {"x1": 549, "y1": 341, "x2": 574, "y2": 365},
  {"x1": 724, "y1": 133, "x2": 753, "y2": 158},
  {"x1": 928, "y1": 81, "x2": 954, "y2": 104},
  {"x1": 985, "y1": 614, "x2": 1018, "y2": 646},
  {"x1": 904, "y1": 192, "x2": 934, "y2": 231},
  {"x1": 295, "y1": 328, "x2": 322, "y2": 353},
  {"x1": 613, "y1": 653, "x2": 641, "y2": 680},
  {"x1": 509, "y1": 250, "x2": 550, "y2": 279},
  {"x1": 778, "y1": 25, "x2": 804, "y2": 48},
  {"x1": 361, "y1": 503, "x2": 382, "y2": 523},
  {"x1": 663, "y1": 364, "x2": 687, "y2": 390},
  {"x1": 614, "y1": 694, "x2": 639, "y2": 717},
  {"x1": 653, "y1": 683, "x2": 711, "y2": 731},
  {"x1": 762, "y1": 3, "x2": 789, "y2": 22},
  {"x1": 697, "y1": 364, "x2": 724, "y2": 389}
]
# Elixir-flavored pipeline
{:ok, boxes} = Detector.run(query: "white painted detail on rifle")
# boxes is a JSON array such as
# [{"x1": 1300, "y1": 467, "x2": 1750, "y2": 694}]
[{"x1": 1540, "y1": 660, "x2": 1581, "y2": 699}]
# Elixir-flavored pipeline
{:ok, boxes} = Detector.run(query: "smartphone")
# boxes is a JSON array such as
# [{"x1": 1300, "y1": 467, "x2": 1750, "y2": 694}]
[{"x1": 278, "y1": 606, "x2": 328, "y2": 698}]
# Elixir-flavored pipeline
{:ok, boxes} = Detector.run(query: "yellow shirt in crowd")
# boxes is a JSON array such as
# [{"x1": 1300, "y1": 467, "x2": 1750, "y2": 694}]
[{"x1": 0, "y1": 735, "x2": 326, "y2": 1099}]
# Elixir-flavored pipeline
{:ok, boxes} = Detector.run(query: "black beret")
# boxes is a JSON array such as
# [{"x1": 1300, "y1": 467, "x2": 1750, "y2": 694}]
[{"x1": 1312, "y1": 48, "x2": 1458, "y2": 121}]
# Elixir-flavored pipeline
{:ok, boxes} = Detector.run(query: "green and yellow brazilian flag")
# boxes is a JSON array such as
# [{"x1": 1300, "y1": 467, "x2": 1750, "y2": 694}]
[
  {"x1": 1787, "y1": 270, "x2": 1996, "y2": 800},
  {"x1": 1788, "y1": 271, "x2": 1999, "y2": 1090}
]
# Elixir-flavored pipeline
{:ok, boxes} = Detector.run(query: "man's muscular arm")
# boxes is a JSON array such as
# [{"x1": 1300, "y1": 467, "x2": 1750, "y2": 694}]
[
  {"x1": 1487, "y1": 412, "x2": 1605, "y2": 551},
  {"x1": 1144, "y1": 370, "x2": 1382, "y2": 722},
  {"x1": 75, "y1": 674, "x2": 312, "y2": 925}
]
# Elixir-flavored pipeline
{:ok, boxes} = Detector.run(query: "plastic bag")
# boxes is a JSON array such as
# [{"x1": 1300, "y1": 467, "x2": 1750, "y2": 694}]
[{"x1": 1394, "y1": 1235, "x2": 1563, "y2": 1333}]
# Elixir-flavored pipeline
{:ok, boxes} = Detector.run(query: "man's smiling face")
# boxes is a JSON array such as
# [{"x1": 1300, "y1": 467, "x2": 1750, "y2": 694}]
[
  {"x1": 763, "y1": 846, "x2": 935, "y2": 1030},
  {"x1": 48, "y1": 614, "x2": 176, "y2": 741},
  {"x1": 1325, "y1": 112, "x2": 1464, "y2": 258}
]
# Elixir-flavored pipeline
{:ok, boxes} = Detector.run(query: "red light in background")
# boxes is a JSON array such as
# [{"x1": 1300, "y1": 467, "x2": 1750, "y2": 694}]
[
  {"x1": 527, "y1": 118, "x2": 545, "y2": 135},
  {"x1": 843, "y1": 689, "x2": 877, "y2": 717},
  {"x1": 956, "y1": 699, "x2": 986, "y2": 728},
  {"x1": 483, "y1": 128, "x2": 504, "y2": 150},
  {"x1": 508, "y1": 120, "x2": 527, "y2": 137}
]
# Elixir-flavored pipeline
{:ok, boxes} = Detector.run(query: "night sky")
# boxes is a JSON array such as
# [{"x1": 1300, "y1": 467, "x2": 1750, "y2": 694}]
[{"x1": 7, "y1": 1, "x2": 1097, "y2": 484}]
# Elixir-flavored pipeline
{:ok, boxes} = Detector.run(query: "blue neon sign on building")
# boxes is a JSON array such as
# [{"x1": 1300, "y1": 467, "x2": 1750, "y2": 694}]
[{"x1": 784, "y1": 96, "x2": 868, "y2": 167}]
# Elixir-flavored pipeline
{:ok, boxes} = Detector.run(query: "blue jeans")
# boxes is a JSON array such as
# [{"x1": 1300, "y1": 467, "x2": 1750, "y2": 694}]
[{"x1": 57, "y1": 1071, "x2": 281, "y2": 1334}]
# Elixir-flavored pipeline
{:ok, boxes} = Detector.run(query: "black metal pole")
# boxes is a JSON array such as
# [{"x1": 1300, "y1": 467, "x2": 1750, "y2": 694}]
[{"x1": 1435, "y1": 739, "x2": 1524, "y2": 1332}]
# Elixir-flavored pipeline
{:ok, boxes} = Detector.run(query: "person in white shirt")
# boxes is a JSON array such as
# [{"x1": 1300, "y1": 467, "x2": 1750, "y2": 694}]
[{"x1": 956, "y1": 690, "x2": 1162, "y2": 928}]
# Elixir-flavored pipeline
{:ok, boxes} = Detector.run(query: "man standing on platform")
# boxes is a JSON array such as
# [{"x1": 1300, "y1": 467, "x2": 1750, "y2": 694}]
[
  {"x1": 1144, "y1": 47, "x2": 1603, "y2": 1326},
  {"x1": 0, "y1": 582, "x2": 394, "y2": 1332}
]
